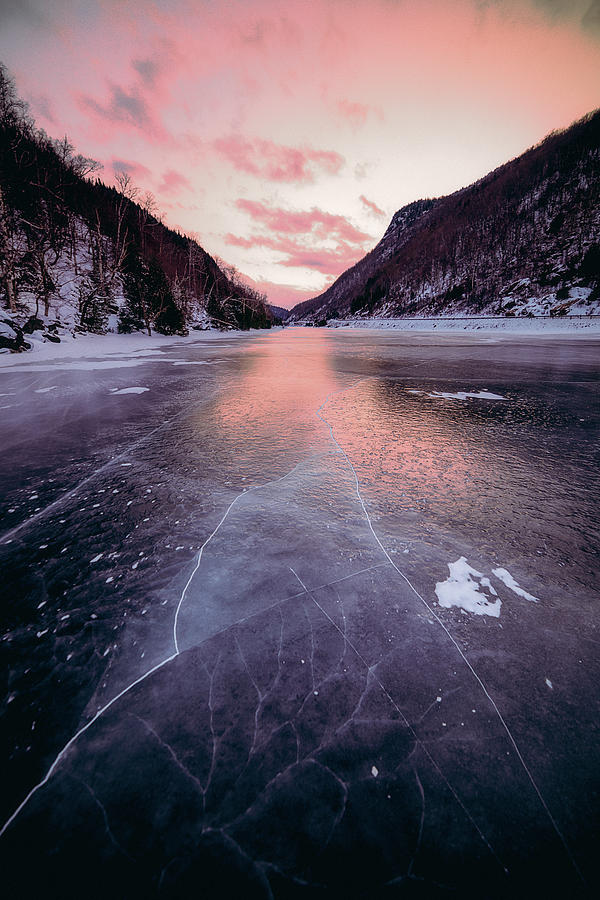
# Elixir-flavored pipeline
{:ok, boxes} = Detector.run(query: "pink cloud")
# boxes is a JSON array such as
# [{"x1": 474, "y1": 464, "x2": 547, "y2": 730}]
[
  {"x1": 78, "y1": 83, "x2": 152, "y2": 130},
  {"x1": 235, "y1": 199, "x2": 371, "y2": 244},
  {"x1": 275, "y1": 243, "x2": 368, "y2": 275},
  {"x1": 214, "y1": 136, "x2": 344, "y2": 183},
  {"x1": 132, "y1": 57, "x2": 160, "y2": 87},
  {"x1": 336, "y1": 99, "x2": 381, "y2": 128},
  {"x1": 229, "y1": 199, "x2": 374, "y2": 276},
  {"x1": 110, "y1": 158, "x2": 152, "y2": 180},
  {"x1": 225, "y1": 232, "x2": 370, "y2": 276},
  {"x1": 158, "y1": 169, "x2": 192, "y2": 194},
  {"x1": 360, "y1": 194, "x2": 385, "y2": 217}
]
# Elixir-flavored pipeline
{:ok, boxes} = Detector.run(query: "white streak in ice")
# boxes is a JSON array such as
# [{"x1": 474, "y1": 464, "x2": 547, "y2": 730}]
[
  {"x1": 172, "y1": 458, "x2": 307, "y2": 654},
  {"x1": 0, "y1": 654, "x2": 177, "y2": 837},
  {"x1": 492, "y1": 568, "x2": 539, "y2": 603},
  {"x1": 0, "y1": 440, "x2": 307, "y2": 836},
  {"x1": 317, "y1": 384, "x2": 583, "y2": 883}
]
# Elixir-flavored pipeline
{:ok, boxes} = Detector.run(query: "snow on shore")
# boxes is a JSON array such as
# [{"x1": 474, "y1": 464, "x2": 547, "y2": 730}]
[
  {"x1": 327, "y1": 316, "x2": 600, "y2": 335},
  {"x1": 0, "y1": 327, "x2": 246, "y2": 370}
]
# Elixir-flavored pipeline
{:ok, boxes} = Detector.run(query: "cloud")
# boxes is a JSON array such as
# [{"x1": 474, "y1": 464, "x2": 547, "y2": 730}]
[
  {"x1": 228, "y1": 199, "x2": 374, "y2": 277},
  {"x1": 360, "y1": 194, "x2": 386, "y2": 217},
  {"x1": 132, "y1": 57, "x2": 160, "y2": 86},
  {"x1": 583, "y1": 0, "x2": 600, "y2": 33},
  {"x1": 78, "y1": 82, "x2": 157, "y2": 133},
  {"x1": 336, "y1": 99, "x2": 382, "y2": 128},
  {"x1": 354, "y1": 162, "x2": 373, "y2": 181},
  {"x1": 0, "y1": 0, "x2": 48, "y2": 28},
  {"x1": 28, "y1": 92, "x2": 55, "y2": 124},
  {"x1": 225, "y1": 231, "x2": 367, "y2": 275},
  {"x1": 110, "y1": 158, "x2": 152, "y2": 180},
  {"x1": 213, "y1": 136, "x2": 344, "y2": 183},
  {"x1": 157, "y1": 168, "x2": 192, "y2": 194},
  {"x1": 488, "y1": 0, "x2": 600, "y2": 35},
  {"x1": 235, "y1": 199, "x2": 370, "y2": 243}
]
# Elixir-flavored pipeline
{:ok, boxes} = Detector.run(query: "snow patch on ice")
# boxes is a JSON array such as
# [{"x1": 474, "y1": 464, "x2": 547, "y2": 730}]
[
  {"x1": 435, "y1": 557, "x2": 501, "y2": 617},
  {"x1": 492, "y1": 567, "x2": 539, "y2": 602},
  {"x1": 110, "y1": 386, "x2": 149, "y2": 395},
  {"x1": 428, "y1": 390, "x2": 508, "y2": 401},
  {"x1": 171, "y1": 360, "x2": 213, "y2": 366}
]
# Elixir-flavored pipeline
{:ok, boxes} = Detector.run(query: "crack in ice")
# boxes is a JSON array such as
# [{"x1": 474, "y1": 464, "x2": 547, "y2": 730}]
[
  {"x1": 68, "y1": 773, "x2": 133, "y2": 859},
  {"x1": 172, "y1": 456, "x2": 313, "y2": 654},
  {"x1": 0, "y1": 387, "x2": 223, "y2": 546},
  {"x1": 289, "y1": 566, "x2": 503, "y2": 871},
  {"x1": 131, "y1": 713, "x2": 205, "y2": 796},
  {"x1": 316, "y1": 383, "x2": 584, "y2": 884}
]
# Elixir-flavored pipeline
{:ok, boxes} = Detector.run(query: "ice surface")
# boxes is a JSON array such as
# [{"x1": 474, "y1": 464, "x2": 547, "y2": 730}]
[{"x1": 0, "y1": 328, "x2": 597, "y2": 897}]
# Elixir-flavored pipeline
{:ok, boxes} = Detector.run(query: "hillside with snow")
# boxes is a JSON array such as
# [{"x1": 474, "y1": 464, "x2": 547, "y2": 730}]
[
  {"x1": 0, "y1": 65, "x2": 272, "y2": 355},
  {"x1": 288, "y1": 110, "x2": 600, "y2": 323}
]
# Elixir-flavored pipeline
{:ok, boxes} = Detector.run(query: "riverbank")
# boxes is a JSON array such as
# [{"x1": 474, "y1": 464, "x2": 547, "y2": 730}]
[
  {"x1": 0, "y1": 325, "x2": 263, "y2": 370},
  {"x1": 325, "y1": 315, "x2": 600, "y2": 335}
]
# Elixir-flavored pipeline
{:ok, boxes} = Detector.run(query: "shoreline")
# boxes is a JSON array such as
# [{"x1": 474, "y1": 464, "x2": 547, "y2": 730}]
[
  {"x1": 322, "y1": 316, "x2": 600, "y2": 336},
  {"x1": 0, "y1": 327, "x2": 262, "y2": 370}
]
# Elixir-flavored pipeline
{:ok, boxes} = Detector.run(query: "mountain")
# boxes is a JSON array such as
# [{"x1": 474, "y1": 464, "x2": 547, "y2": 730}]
[
  {"x1": 268, "y1": 304, "x2": 290, "y2": 323},
  {"x1": 0, "y1": 64, "x2": 270, "y2": 350},
  {"x1": 289, "y1": 110, "x2": 600, "y2": 322}
]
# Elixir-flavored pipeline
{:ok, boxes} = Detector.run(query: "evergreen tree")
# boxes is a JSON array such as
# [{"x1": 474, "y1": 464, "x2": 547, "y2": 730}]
[
  {"x1": 78, "y1": 256, "x2": 110, "y2": 333},
  {"x1": 147, "y1": 257, "x2": 186, "y2": 335},
  {"x1": 118, "y1": 246, "x2": 148, "y2": 334}
]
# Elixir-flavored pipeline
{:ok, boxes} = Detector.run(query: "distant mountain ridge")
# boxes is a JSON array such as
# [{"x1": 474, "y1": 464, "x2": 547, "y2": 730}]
[
  {"x1": 268, "y1": 304, "x2": 290, "y2": 322},
  {"x1": 289, "y1": 110, "x2": 600, "y2": 322}
]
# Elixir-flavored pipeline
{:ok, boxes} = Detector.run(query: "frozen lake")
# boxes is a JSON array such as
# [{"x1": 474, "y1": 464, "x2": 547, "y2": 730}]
[{"x1": 1, "y1": 327, "x2": 598, "y2": 898}]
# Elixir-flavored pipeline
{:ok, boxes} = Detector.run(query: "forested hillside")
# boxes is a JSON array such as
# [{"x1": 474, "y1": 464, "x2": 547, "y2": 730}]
[
  {"x1": 0, "y1": 65, "x2": 271, "y2": 351},
  {"x1": 289, "y1": 110, "x2": 600, "y2": 322}
]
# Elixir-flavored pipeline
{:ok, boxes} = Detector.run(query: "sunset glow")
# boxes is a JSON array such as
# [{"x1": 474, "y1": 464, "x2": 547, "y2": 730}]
[{"x1": 1, "y1": 0, "x2": 599, "y2": 307}]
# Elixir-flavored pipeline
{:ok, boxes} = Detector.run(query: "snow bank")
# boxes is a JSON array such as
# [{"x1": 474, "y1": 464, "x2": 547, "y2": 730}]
[
  {"x1": 0, "y1": 328, "x2": 239, "y2": 370},
  {"x1": 327, "y1": 316, "x2": 600, "y2": 335}
]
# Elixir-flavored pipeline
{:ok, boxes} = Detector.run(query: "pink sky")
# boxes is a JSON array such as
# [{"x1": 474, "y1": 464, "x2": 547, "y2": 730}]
[{"x1": 1, "y1": 0, "x2": 599, "y2": 307}]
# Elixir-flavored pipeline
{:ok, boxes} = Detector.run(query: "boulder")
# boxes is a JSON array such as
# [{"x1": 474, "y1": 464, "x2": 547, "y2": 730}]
[
  {"x1": 22, "y1": 315, "x2": 45, "y2": 334},
  {"x1": 0, "y1": 318, "x2": 30, "y2": 352}
]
